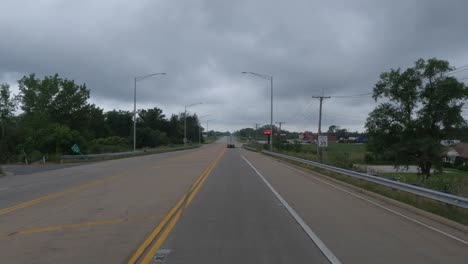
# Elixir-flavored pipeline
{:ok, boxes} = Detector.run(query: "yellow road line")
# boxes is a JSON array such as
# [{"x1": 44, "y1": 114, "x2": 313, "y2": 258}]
[
  {"x1": 0, "y1": 215, "x2": 162, "y2": 237},
  {"x1": 140, "y1": 152, "x2": 222, "y2": 264},
  {"x1": 126, "y1": 193, "x2": 188, "y2": 264},
  {"x1": 0, "y1": 147, "x2": 212, "y2": 216},
  {"x1": 129, "y1": 148, "x2": 225, "y2": 264},
  {"x1": 141, "y1": 208, "x2": 184, "y2": 263}
]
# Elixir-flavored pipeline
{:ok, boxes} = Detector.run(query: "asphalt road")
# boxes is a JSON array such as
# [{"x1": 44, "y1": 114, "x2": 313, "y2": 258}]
[
  {"x1": 0, "y1": 138, "x2": 467, "y2": 263},
  {"x1": 2, "y1": 163, "x2": 88, "y2": 176},
  {"x1": 160, "y1": 146, "x2": 329, "y2": 264}
]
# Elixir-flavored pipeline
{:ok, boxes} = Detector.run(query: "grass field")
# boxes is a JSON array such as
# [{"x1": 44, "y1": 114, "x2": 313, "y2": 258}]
[
  {"x1": 274, "y1": 142, "x2": 468, "y2": 197},
  {"x1": 278, "y1": 142, "x2": 366, "y2": 168},
  {"x1": 381, "y1": 169, "x2": 468, "y2": 197}
]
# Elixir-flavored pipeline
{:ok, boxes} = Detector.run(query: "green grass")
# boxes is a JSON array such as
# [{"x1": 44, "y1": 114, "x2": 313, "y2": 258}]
[
  {"x1": 381, "y1": 170, "x2": 468, "y2": 197},
  {"x1": 279, "y1": 142, "x2": 366, "y2": 168},
  {"x1": 277, "y1": 142, "x2": 468, "y2": 197}
]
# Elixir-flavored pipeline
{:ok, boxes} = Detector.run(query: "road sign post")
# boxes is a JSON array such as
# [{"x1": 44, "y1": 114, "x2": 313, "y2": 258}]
[
  {"x1": 264, "y1": 130, "x2": 272, "y2": 145},
  {"x1": 71, "y1": 144, "x2": 82, "y2": 155},
  {"x1": 318, "y1": 136, "x2": 328, "y2": 147}
]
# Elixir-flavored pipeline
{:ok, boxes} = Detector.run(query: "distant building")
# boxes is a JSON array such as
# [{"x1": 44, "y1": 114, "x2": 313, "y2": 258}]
[
  {"x1": 299, "y1": 132, "x2": 336, "y2": 143},
  {"x1": 441, "y1": 140, "x2": 461, "y2": 146},
  {"x1": 443, "y1": 143, "x2": 468, "y2": 165},
  {"x1": 338, "y1": 136, "x2": 367, "y2": 143}
]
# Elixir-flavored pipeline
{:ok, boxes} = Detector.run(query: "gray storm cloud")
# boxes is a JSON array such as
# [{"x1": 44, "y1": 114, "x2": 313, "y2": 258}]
[{"x1": 1, "y1": 0, "x2": 467, "y2": 132}]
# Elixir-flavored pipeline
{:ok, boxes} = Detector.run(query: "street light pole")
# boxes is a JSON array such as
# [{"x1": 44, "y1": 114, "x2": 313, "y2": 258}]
[
  {"x1": 133, "y1": 72, "x2": 166, "y2": 152},
  {"x1": 133, "y1": 77, "x2": 137, "y2": 152},
  {"x1": 242, "y1": 72, "x2": 274, "y2": 151},
  {"x1": 255, "y1": 123, "x2": 260, "y2": 143},
  {"x1": 206, "y1": 119, "x2": 215, "y2": 139},
  {"x1": 198, "y1": 114, "x2": 210, "y2": 145},
  {"x1": 184, "y1": 102, "x2": 203, "y2": 145},
  {"x1": 270, "y1": 76, "x2": 273, "y2": 151}
]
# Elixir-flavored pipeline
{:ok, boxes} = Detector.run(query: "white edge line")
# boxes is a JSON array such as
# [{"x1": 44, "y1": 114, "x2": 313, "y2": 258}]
[
  {"x1": 0, "y1": 187, "x2": 8, "y2": 191},
  {"x1": 241, "y1": 155, "x2": 342, "y2": 264},
  {"x1": 275, "y1": 159, "x2": 468, "y2": 246}
]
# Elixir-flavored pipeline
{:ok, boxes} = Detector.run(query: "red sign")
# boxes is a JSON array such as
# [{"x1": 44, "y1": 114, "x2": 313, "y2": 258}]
[{"x1": 263, "y1": 130, "x2": 271, "y2": 135}]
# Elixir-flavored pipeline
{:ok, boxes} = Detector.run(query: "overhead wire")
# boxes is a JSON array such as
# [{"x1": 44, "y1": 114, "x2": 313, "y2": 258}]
[
  {"x1": 447, "y1": 64, "x2": 468, "y2": 75},
  {"x1": 331, "y1": 92, "x2": 373, "y2": 98}
]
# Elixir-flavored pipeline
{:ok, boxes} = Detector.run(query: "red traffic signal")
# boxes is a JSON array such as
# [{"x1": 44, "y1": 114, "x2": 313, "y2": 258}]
[{"x1": 263, "y1": 130, "x2": 271, "y2": 135}]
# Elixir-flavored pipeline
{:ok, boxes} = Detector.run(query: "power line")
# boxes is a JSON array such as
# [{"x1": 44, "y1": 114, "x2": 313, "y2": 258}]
[
  {"x1": 275, "y1": 121, "x2": 285, "y2": 134},
  {"x1": 331, "y1": 92, "x2": 373, "y2": 98},
  {"x1": 449, "y1": 67, "x2": 468, "y2": 75},
  {"x1": 448, "y1": 64, "x2": 468, "y2": 73}
]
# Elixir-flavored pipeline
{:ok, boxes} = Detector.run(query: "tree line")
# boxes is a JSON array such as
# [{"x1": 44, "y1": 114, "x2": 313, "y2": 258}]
[
  {"x1": 236, "y1": 58, "x2": 468, "y2": 178},
  {"x1": 0, "y1": 74, "x2": 208, "y2": 163}
]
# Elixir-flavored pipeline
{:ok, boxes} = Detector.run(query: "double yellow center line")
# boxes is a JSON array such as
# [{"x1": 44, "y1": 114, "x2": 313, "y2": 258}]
[{"x1": 128, "y1": 148, "x2": 226, "y2": 264}]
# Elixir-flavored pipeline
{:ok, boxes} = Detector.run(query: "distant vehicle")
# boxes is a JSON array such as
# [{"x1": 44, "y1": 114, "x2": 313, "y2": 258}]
[{"x1": 227, "y1": 135, "x2": 235, "y2": 148}]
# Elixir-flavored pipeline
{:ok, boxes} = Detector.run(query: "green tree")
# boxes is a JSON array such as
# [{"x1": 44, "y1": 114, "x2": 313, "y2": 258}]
[
  {"x1": 366, "y1": 58, "x2": 468, "y2": 178},
  {"x1": 105, "y1": 110, "x2": 133, "y2": 139},
  {"x1": 18, "y1": 74, "x2": 93, "y2": 130},
  {"x1": 0, "y1": 83, "x2": 18, "y2": 161},
  {"x1": 138, "y1": 107, "x2": 168, "y2": 132},
  {"x1": 327, "y1": 125, "x2": 339, "y2": 134}
]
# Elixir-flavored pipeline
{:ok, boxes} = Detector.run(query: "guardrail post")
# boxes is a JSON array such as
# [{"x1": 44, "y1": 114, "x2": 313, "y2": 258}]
[{"x1": 259, "y1": 150, "x2": 468, "y2": 209}]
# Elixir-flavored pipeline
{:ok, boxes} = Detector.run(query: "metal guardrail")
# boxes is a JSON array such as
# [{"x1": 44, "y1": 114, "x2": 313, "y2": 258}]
[
  {"x1": 243, "y1": 146, "x2": 257, "y2": 152},
  {"x1": 259, "y1": 150, "x2": 468, "y2": 209},
  {"x1": 61, "y1": 151, "x2": 138, "y2": 160},
  {"x1": 61, "y1": 146, "x2": 198, "y2": 160}
]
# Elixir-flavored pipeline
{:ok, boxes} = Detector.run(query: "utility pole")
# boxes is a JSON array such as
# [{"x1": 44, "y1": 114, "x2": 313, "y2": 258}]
[
  {"x1": 312, "y1": 96, "x2": 330, "y2": 162},
  {"x1": 255, "y1": 123, "x2": 260, "y2": 143},
  {"x1": 275, "y1": 121, "x2": 285, "y2": 134},
  {"x1": 275, "y1": 121, "x2": 285, "y2": 147}
]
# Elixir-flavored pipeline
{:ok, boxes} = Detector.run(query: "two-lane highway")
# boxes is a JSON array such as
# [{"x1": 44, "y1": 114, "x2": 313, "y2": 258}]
[
  {"x1": 0, "y1": 143, "x2": 225, "y2": 263},
  {"x1": 0, "y1": 138, "x2": 467, "y2": 263}
]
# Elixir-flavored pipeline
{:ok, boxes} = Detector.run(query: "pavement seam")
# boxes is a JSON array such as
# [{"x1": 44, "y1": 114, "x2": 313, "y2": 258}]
[
  {"x1": 0, "y1": 215, "x2": 162, "y2": 237},
  {"x1": 0, "y1": 149, "x2": 208, "y2": 216}
]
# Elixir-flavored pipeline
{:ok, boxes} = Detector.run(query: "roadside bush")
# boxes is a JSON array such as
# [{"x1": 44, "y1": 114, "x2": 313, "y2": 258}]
[
  {"x1": 328, "y1": 152, "x2": 353, "y2": 169},
  {"x1": 454, "y1": 157, "x2": 465, "y2": 167},
  {"x1": 364, "y1": 153, "x2": 375, "y2": 164},
  {"x1": 293, "y1": 142, "x2": 302, "y2": 152},
  {"x1": 29, "y1": 150, "x2": 43, "y2": 163},
  {"x1": 424, "y1": 174, "x2": 461, "y2": 194},
  {"x1": 281, "y1": 143, "x2": 292, "y2": 151},
  {"x1": 92, "y1": 136, "x2": 127, "y2": 146},
  {"x1": 456, "y1": 164, "x2": 468, "y2": 171},
  {"x1": 442, "y1": 162, "x2": 454, "y2": 168}
]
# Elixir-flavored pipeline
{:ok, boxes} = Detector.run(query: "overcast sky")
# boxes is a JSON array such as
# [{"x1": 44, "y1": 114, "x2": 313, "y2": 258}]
[{"x1": 1, "y1": 0, "x2": 468, "y2": 132}]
